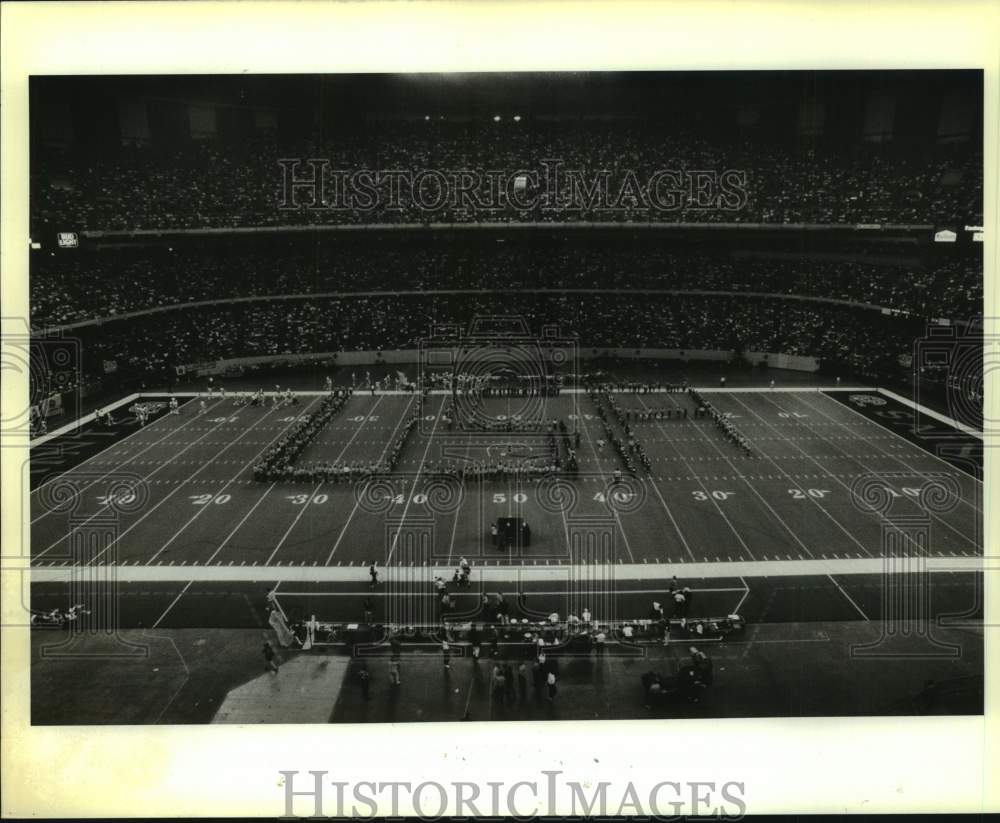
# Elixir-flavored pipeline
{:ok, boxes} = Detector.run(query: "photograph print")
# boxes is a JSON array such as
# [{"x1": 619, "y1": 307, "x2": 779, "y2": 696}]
[{"x1": 24, "y1": 69, "x2": 984, "y2": 725}]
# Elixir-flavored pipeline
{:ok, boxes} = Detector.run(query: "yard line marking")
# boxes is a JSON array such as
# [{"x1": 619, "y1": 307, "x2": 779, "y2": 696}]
[
  {"x1": 645, "y1": 480, "x2": 696, "y2": 561},
  {"x1": 107, "y1": 403, "x2": 300, "y2": 565},
  {"x1": 797, "y1": 391, "x2": 981, "y2": 515},
  {"x1": 256, "y1": 395, "x2": 386, "y2": 567},
  {"x1": 644, "y1": 395, "x2": 816, "y2": 558},
  {"x1": 386, "y1": 396, "x2": 446, "y2": 565},
  {"x1": 773, "y1": 393, "x2": 978, "y2": 547},
  {"x1": 641, "y1": 394, "x2": 755, "y2": 559},
  {"x1": 151, "y1": 580, "x2": 193, "y2": 628},
  {"x1": 727, "y1": 394, "x2": 878, "y2": 558},
  {"x1": 324, "y1": 395, "x2": 418, "y2": 565},
  {"x1": 31, "y1": 397, "x2": 229, "y2": 522},
  {"x1": 204, "y1": 483, "x2": 278, "y2": 564},
  {"x1": 148, "y1": 398, "x2": 327, "y2": 564},
  {"x1": 445, "y1": 432, "x2": 475, "y2": 568},
  {"x1": 265, "y1": 484, "x2": 323, "y2": 565},
  {"x1": 34, "y1": 404, "x2": 256, "y2": 560},
  {"x1": 576, "y1": 396, "x2": 637, "y2": 562},
  {"x1": 827, "y1": 574, "x2": 870, "y2": 621}
]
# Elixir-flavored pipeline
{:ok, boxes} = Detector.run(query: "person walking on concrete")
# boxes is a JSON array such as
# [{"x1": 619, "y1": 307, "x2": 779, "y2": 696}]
[
  {"x1": 368, "y1": 562, "x2": 379, "y2": 589},
  {"x1": 358, "y1": 661, "x2": 371, "y2": 700},
  {"x1": 389, "y1": 657, "x2": 401, "y2": 686},
  {"x1": 470, "y1": 624, "x2": 482, "y2": 661},
  {"x1": 491, "y1": 665, "x2": 506, "y2": 703},
  {"x1": 517, "y1": 662, "x2": 528, "y2": 699},
  {"x1": 546, "y1": 671, "x2": 558, "y2": 702},
  {"x1": 362, "y1": 596, "x2": 375, "y2": 624},
  {"x1": 532, "y1": 660, "x2": 545, "y2": 699},
  {"x1": 672, "y1": 589, "x2": 687, "y2": 618},
  {"x1": 262, "y1": 641, "x2": 279, "y2": 675},
  {"x1": 496, "y1": 593, "x2": 510, "y2": 625},
  {"x1": 503, "y1": 663, "x2": 516, "y2": 703},
  {"x1": 690, "y1": 646, "x2": 713, "y2": 686}
]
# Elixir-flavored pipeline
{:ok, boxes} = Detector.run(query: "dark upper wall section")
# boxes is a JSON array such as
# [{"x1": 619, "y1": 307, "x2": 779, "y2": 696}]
[{"x1": 30, "y1": 70, "x2": 984, "y2": 152}]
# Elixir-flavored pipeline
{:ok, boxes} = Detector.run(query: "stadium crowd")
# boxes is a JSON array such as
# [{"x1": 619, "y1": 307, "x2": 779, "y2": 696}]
[
  {"x1": 65, "y1": 292, "x2": 921, "y2": 384},
  {"x1": 31, "y1": 123, "x2": 982, "y2": 231},
  {"x1": 30, "y1": 242, "x2": 981, "y2": 328}
]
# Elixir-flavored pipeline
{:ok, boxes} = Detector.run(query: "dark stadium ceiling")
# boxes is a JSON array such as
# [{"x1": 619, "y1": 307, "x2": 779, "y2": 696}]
[{"x1": 31, "y1": 70, "x2": 982, "y2": 119}]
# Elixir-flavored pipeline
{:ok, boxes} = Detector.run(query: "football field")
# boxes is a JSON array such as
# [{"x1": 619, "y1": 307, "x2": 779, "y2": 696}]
[{"x1": 27, "y1": 386, "x2": 983, "y2": 630}]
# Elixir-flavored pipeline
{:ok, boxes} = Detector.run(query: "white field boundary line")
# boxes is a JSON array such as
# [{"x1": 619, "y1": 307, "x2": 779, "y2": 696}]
[
  {"x1": 642, "y1": 393, "x2": 812, "y2": 559},
  {"x1": 724, "y1": 394, "x2": 878, "y2": 559},
  {"x1": 837, "y1": 389, "x2": 985, "y2": 484},
  {"x1": 28, "y1": 555, "x2": 986, "y2": 584},
  {"x1": 89, "y1": 406, "x2": 287, "y2": 566},
  {"x1": 322, "y1": 394, "x2": 419, "y2": 565},
  {"x1": 30, "y1": 397, "x2": 229, "y2": 519},
  {"x1": 877, "y1": 387, "x2": 984, "y2": 441},
  {"x1": 782, "y1": 393, "x2": 980, "y2": 543},
  {"x1": 29, "y1": 388, "x2": 352, "y2": 449},
  {"x1": 29, "y1": 392, "x2": 140, "y2": 447},
  {"x1": 272, "y1": 586, "x2": 748, "y2": 597},
  {"x1": 32, "y1": 407, "x2": 260, "y2": 560},
  {"x1": 795, "y1": 392, "x2": 982, "y2": 518},
  {"x1": 742, "y1": 393, "x2": 971, "y2": 559},
  {"x1": 135, "y1": 386, "x2": 877, "y2": 398},
  {"x1": 149, "y1": 395, "x2": 328, "y2": 564},
  {"x1": 264, "y1": 395, "x2": 387, "y2": 566},
  {"x1": 678, "y1": 386, "x2": 874, "y2": 394}
]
